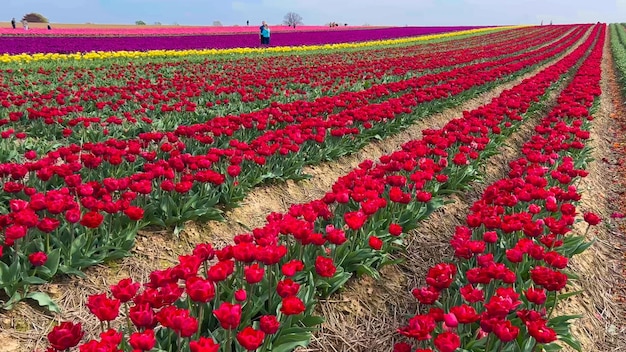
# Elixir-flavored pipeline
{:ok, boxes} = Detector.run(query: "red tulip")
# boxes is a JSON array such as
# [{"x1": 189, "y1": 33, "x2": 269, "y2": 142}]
[
  {"x1": 79, "y1": 211, "x2": 104, "y2": 228},
  {"x1": 259, "y1": 315, "x2": 280, "y2": 334},
  {"x1": 86, "y1": 294, "x2": 120, "y2": 322},
  {"x1": 236, "y1": 326, "x2": 265, "y2": 351},
  {"x1": 314, "y1": 256, "x2": 336, "y2": 278},
  {"x1": 583, "y1": 212, "x2": 601, "y2": 225},
  {"x1": 47, "y1": 322, "x2": 84, "y2": 351},
  {"x1": 110, "y1": 278, "x2": 140, "y2": 303},
  {"x1": 213, "y1": 302, "x2": 241, "y2": 330},
  {"x1": 129, "y1": 329, "x2": 156, "y2": 351},
  {"x1": 28, "y1": 251, "x2": 47, "y2": 266},
  {"x1": 433, "y1": 332, "x2": 461, "y2": 352},
  {"x1": 280, "y1": 296, "x2": 306, "y2": 315},
  {"x1": 189, "y1": 337, "x2": 220, "y2": 352}
]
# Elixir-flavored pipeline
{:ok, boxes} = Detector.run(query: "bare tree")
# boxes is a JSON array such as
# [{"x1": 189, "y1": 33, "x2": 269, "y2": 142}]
[{"x1": 283, "y1": 12, "x2": 303, "y2": 26}]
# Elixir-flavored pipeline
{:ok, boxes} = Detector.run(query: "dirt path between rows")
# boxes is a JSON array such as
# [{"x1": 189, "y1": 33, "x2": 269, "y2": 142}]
[{"x1": 0, "y1": 28, "x2": 591, "y2": 351}]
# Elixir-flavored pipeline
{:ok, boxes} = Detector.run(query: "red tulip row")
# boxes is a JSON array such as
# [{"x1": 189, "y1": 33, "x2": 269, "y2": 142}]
[
  {"x1": 395, "y1": 24, "x2": 604, "y2": 352},
  {"x1": 0, "y1": 24, "x2": 587, "y2": 198},
  {"x1": 0, "y1": 25, "x2": 589, "y2": 294},
  {"x1": 0, "y1": 26, "x2": 571, "y2": 145},
  {"x1": 42, "y1": 23, "x2": 602, "y2": 352}
]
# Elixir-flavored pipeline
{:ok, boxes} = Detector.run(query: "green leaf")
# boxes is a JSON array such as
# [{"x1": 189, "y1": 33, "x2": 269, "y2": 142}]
[
  {"x1": 0, "y1": 260, "x2": 10, "y2": 285},
  {"x1": 3, "y1": 291, "x2": 23, "y2": 310},
  {"x1": 43, "y1": 248, "x2": 61, "y2": 277},
  {"x1": 355, "y1": 263, "x2": 380, "y2": 279},
  {"x1": 270, "y1": 332, "x2": 312, "y2": 352},
  {"x1": 299, "y1": 315, "x2": 324, "y2": 328},
  {"x1": 70, "y1": 234, "x2": 88, "y2": 256},
  {"x1": 22, "y1": 276, "x2": 48, "y2": 285},
  {"x1": 7, "y1": 259, "x2": 21, "y2": 283},
  {"x1": 548, "y1": 314, "x2": 583, "y2": 326},
  {"x1": 27, "y1": 292, "x2": 61, "y2": 313},
  {"x1": 559, "y1": 335, "x2": 582, "y2": 352},
  {"x1": 58, "y1": 265, "x2": 87, "y2": 277},
  {"x1": 541, "y1": 343, "x2": 564, "y2": 352},
  {"x1": 557, "y1": 290, "x2": 583, "y2": 300}
]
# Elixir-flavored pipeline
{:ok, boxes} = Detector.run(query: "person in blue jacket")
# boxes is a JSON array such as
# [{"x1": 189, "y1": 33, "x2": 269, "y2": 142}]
[
  {"x1": 260, "y1": 23, "x2": 271, "y2": 45},
  {"x1": 259, "y1": 21, "x2": 266, "y2": 45}
]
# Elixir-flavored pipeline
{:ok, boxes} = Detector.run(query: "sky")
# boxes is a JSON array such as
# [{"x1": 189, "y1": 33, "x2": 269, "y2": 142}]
[{"x1": 2, "y1": 0, "x2": 626, "y2": 26}]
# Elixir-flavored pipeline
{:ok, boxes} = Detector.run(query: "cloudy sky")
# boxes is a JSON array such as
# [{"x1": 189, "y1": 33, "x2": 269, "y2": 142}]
[{"x1": 3, "y1": 0, "x2": 626, "y2": 26}]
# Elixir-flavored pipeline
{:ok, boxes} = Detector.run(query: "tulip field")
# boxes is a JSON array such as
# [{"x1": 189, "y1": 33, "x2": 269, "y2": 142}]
[{"x1": 1, "y1": 23, "x2": 625, "y2": 352}]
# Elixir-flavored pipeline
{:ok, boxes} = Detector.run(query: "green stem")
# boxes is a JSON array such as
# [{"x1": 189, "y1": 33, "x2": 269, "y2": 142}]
[
  {"x1": 547, "y1": 291, "x2": 558, "y2": 320},
  {"x1": 226, "y1": 328, "x2": 233, "y2": 352},
  {"x1": 124, "y1": 303, "x2": 132, "y2": 333},
  {"x1": 267, "y1": 265, "x2": 274, "y2": 312},
  {"x1": 485, "y1": 333, "x2": 495, "y2": 352},
  {"x1": 195, "y1": 304, "x2": 204, "y2": 340}
]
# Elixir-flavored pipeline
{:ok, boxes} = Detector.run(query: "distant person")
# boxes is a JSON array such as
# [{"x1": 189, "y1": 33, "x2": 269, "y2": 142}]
[
  {"x1": 247, "y1": 20, "x2": 249, "y2": 26},
  {"x1": 11, "y1": 17, "x2": 16, "y2": 29},
  {"x1": 261, "y1": 23, "x2": 270, "y2": 45},
  {"x1": 47, "y1": 24, "x2": 51, "y2": 30},
  {"x1": 259, "y1": 20, "x2": 266, "y2": 45},
  {"x1": 293, "y1": 23, "x2": 296, "y2": 29},
  {"x1": 22, "y1": 20, "x2": 28, "y2": 31}
]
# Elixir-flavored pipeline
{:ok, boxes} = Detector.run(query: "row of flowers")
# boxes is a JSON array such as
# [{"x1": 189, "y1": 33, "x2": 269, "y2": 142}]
[
  {"x1": 0, "y1": 26, "x2": 567, "y2": 144},
  {"x1": 394, "y1": 24, "x2": 605, "y2": 352},
  {"x1": 0, "y1": 25, "x2": 589, "y2": 310},
  {"x1": 0, "y1": 25, "x2": 374, "y2": 37},
  {"x1": 0, "y1": 26, "x2": 521, "y2": 63},
  {"x1": 40, "y1": 24, "x2": 602, "y2": 352}
]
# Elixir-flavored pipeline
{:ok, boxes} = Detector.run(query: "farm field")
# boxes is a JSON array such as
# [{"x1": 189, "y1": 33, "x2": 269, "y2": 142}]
[
  {"x1": 0, "y1": 23, "x2": 377, "y2": 35},
  {"x1": 0, "y1": 23, "x2": 625, "y2": 352},
  {"x1": 0, "y1": 26, "x2": 488, "y2": 55}
]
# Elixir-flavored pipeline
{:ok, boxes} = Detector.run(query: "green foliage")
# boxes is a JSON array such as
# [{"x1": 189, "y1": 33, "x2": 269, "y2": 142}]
[
  {"x1": 610, "y1": 24, "x2": 626, "y2": 98},
  {"x1": 135, "y1": 20, "x2": 146, "y2": 25},
  {"x1": 22, "y1": 13, "x2": 48, "y2": 23}
]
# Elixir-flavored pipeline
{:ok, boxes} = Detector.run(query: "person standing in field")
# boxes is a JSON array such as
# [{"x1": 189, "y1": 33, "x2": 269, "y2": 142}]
[
  {"x1": 11, "y1": 17, "x2": 16, "y2": 29},
  {"x1": 261, "y1": 23, "x2": 271, "y2": 46},
  {"x1": 259, "y1": 21, "x2": 266, "y2": 45}
]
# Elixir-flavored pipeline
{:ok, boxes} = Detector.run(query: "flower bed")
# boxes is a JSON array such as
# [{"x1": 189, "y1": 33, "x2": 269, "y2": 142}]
[
  {"x1": 0, "y1": 26, "x2": 588, "y2": 310},
  {"x1": 40, "y1": 23, "x2": 603, "y2": 352},
  {"x1": 0, "y1": 27, "x2": 488, "y2": 54},
  {"x1": 0, "y1": 26, "x2": 570, "y2": 143},
  {"x1": 395, "y1": 24, "x2": 604, "y2": 352},
  {"x1": 0, "y1": 25, "x2": 374, "y2": 37}
]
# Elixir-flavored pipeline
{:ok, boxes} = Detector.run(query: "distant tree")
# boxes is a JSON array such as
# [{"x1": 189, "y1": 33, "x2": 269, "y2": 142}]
[
  {"x1": 22, "y1": 13, "x2": 48, "y2": 23},
  {"x1": 283, "y1": 12, "x2": 303, "y2": 27},
  {"x1": 135, "y1": 20, "x2": 146, "y2": 25},
  {"x1": 213, "y1": 20, "x2": 223, "y2": 26},
  {"x1": 172, "y1": 22, "x2": 179, "y2": 26},
  {"x1": 153, "y1": 21, "x2": 162, "y2": 25}
]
